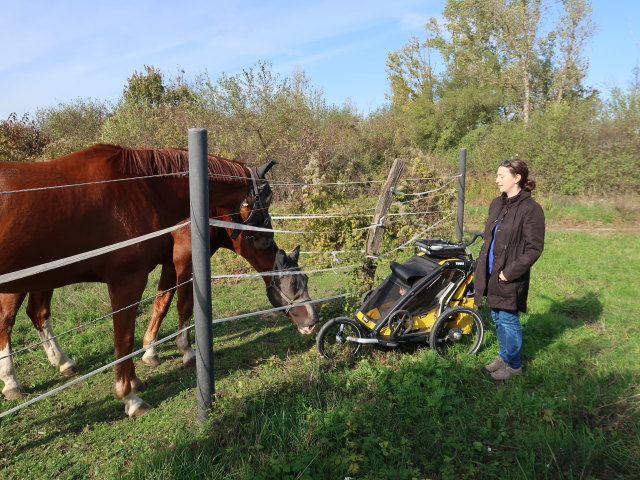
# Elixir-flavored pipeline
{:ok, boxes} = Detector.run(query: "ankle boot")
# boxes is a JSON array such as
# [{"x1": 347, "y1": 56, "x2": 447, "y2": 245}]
[
  {"x1": 490, "y1": 365, "x2": 522, "y2": 381},
  {"x1": 483, "y1": 356, "x2": 506, "y2": 373}
]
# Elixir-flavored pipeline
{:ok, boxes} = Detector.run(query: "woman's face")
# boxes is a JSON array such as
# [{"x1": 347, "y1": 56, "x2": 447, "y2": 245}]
[{"x1": 496, "y1": 166, "x2": 522, "y2": 197}]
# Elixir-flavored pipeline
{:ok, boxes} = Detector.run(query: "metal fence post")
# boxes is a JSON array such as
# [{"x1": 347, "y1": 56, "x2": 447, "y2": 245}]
[
  {"x1": 456, "y1": 148, "x2": 467, "y2": 242},
  {"x1": 188, "y1": 128, "x2": 214, "y2": 428}
]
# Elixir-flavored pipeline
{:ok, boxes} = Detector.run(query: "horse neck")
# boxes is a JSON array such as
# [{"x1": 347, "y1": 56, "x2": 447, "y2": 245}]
[
  {"x1": 226, "y1": 238, "x2": 278, "y2": 286},
  {"x1": 206, "y1": 161, "x2": 251, "y2": 211},
  {"x1": 207, "y1": 177, "x2": 250, "y2": 211},
  {"x1": 144, "y1": 159, "x2": 250, "y2": 216}
]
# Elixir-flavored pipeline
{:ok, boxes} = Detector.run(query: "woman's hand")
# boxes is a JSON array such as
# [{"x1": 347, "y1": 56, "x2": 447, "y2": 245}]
[{"x1": 499, "y1": 271, "x2": 508, "y2": 282}]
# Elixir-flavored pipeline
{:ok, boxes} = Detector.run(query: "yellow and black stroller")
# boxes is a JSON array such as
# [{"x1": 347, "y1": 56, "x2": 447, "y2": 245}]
[{"x1": 317, "y1": 234, "x2": 485, "y2": 360}]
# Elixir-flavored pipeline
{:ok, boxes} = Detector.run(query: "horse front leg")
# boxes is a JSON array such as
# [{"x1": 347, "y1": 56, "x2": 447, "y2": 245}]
[
  {"x1": 142, "y1": 264, "x2": 177, "y2": 367},
  {"x1": 108, "y1": 274, "x2": 151, "y2": 417},
  {"x1": 26, "y1": 291, "x2": 78, "y2": 377},
  {"x1": 0, "y1": 293, "x2": 27, "y2": 400},
  {"x1": 176, "y1": 277, "x2": 196, "y2": 368}
]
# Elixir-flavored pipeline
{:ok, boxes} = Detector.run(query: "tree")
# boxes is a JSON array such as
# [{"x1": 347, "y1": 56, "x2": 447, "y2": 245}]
[
  {"x1": 388, "y1": 0, "x2": 595, "y2": 126},
  {"x1": 386, "y1": 29, "x2": 438, "y2": 109},
  {"x1": 438, "y1": 0, "x2": 549, "y2": 123},
  {"x1": 122, "y1": 65, "x2": 165, "y2": 106},
  {"x1": 101, "y1": 66, "x2": 200, "y2": 148},
  {"x1": 552, "y1": 0, "x2": 595, "y2": 102}
]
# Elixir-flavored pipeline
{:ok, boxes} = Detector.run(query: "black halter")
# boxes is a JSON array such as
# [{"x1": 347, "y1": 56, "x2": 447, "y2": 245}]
[
  {"x1": 267, "y1": 279, "x2": 312, "y2": 315},
  {"x1": 266, "y1": 262, "x2": 312, "y2": 315},
  {"x1": 230, "y1": 160, "x2": 276, "y2": 241}
]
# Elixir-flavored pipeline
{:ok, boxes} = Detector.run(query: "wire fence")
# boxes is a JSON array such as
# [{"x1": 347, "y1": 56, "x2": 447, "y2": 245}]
[{"x1": 0, "y1": 164, "x2": 460, "y2": 418}]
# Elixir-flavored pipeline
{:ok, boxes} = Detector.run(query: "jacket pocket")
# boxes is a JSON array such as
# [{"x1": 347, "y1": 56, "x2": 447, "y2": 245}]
[{"x1": 489, "y1": 272, "x2": 516, "y2": 298}]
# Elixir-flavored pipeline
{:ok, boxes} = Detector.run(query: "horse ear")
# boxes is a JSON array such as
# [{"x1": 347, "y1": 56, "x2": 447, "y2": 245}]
[
  {"x1": 289, "y1": 245, "x2": 300, "y2": 263},
  {"x1": 256, "y1": 160, "x2": 277, "y2": 179},
  {"x1": 275, "y1": 249, "x2": 287, "y2": 269}
]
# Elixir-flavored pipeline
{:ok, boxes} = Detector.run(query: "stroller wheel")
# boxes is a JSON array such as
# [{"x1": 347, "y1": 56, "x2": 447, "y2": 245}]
[
  {"x1": 317, "y1": 317, "x2": 364, "y2": 360},
  {"x1": 429, "y1": 306, "x2": 484, "y2": 360}
]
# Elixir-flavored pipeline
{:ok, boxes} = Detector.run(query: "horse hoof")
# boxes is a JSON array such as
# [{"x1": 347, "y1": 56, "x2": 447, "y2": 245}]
[
  {"x1": 183, "y1": 356, "x2": 196, "y2": 368},
  {"x1": 130, "y1": 404, "x2": 152, "y2": 417},
  {"x1": 3, "y1": 388, "x2": 25, "y2": 401},
  {"x1": 183, "y1": 351, "x2": 196, "y2": 368},
  {"x1": 61, "y1": 365, "x2": 79, "y2": 377},
  {"x1": 124, "y1": 395, "x2": 152, "y2": 417},
  {"x1": 142, "y1": 355, "x2": 161, "y2": 367}
]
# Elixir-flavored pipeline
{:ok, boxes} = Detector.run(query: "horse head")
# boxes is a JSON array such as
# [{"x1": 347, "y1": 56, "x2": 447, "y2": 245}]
[
  {"x1": 230, "y1": 159, "x2": 277, "y2": 249},
  {"x1": 266, "y1": 245, "x2": 319, "y2": 335}
]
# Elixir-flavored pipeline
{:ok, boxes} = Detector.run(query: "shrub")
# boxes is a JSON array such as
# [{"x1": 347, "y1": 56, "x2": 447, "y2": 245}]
[
  {"x1": 0, "y1": 113, "x2": 49, "y2": 162},
  {"x1": 35, "y1": 98, "x2": 110, "y2": 159}
]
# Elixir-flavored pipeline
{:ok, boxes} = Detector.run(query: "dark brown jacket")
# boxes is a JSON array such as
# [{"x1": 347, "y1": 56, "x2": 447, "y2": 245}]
[{"x1": 474, "y1": 190, "x2": 545, "y2": 312}]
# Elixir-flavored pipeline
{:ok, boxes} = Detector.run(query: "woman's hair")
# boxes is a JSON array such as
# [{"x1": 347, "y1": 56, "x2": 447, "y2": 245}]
[{"x1": 500, "y1": 158, "x2": 536, "y2": 191}]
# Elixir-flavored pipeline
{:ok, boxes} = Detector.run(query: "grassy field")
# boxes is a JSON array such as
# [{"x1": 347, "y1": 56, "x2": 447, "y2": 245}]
[{"x1": 1, "y1": 199, "x2": 639, "y2": 479}]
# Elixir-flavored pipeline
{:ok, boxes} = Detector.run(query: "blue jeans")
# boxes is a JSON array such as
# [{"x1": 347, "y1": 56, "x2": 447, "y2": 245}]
[{"x1": 491, "y1": 309, "x2": 522, "y2": 369}]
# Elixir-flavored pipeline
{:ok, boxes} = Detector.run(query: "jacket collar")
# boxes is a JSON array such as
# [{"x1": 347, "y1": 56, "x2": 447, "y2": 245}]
[{"x1": 501, "y1": 190, "x2": 530, "y2": 206}]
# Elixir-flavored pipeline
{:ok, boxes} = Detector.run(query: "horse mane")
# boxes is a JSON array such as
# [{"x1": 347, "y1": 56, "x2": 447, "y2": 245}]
[{"x1": 100, "y1": 144, "x2": 249, "y2": 184}]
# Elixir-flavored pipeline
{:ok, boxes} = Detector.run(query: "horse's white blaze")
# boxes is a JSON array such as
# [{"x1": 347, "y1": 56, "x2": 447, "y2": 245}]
[
  {"x1": 304, "y1": 303, "x2": 315, "y2": 322},
  {"x1": 0, "y1": 344, "x2": 21, "y2": 395},
  {"x1": 296, "y1": 304, "x2": 317, "y2": 334},
  {"x1": 36, "y1": 318, "x2": 77, "y2": 373},
  {"x1": 123, "y1": 392, "x2": 148, "y2": 416}
]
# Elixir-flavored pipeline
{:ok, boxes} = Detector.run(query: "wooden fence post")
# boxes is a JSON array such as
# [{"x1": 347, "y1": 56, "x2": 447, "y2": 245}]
[
  {"x1": 361, "y1": 158, "x2": 407, "y2": 285},
  {"x1": 456, "y1": 148, "x2": 467, "y2": 242}
]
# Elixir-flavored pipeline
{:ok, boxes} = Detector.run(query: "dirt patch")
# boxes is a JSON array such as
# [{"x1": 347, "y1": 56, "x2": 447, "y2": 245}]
[
  {"x1": 465, "y1": 223, "x2": 640, "y2": 235},
  {"x1": 547, "y1": 225, "x2": 640, "y2": 234}
]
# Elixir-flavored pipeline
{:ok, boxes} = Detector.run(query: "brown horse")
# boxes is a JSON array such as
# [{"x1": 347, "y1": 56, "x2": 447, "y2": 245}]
[
  {"x1": 0, "y1": 210, "x2": 318, "y2": 406},
  {"x1": 0, "y1": 144, "x2": 274, "y2": 416},
  {"x1": 142, "y1": 212, "x2": 317, "y2": 368}
]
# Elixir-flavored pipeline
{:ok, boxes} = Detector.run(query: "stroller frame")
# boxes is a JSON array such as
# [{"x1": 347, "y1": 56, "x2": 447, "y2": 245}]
[{"x1": 317, "y1": 234, "x2": 485, "y2": 360}]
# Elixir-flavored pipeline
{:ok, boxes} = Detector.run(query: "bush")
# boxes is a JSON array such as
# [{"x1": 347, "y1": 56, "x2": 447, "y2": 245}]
[
  {"x1": 0, "y1": 113, "x2": 49, "y2": 162},
  {"x1": 35, "y1": 98, "x2": 110, "y2": 159},
  {"x1": 452, "y1": 99, "x2": 640, "y2": 195}
]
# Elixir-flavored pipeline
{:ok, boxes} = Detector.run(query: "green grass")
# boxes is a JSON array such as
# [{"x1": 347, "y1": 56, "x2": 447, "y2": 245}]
[
  {"x1": 1, "y1": 228, "x2": 639, "y2": 479},
  {"x1": 465, "y1": 193, "x2": 640, "y2": 230}
]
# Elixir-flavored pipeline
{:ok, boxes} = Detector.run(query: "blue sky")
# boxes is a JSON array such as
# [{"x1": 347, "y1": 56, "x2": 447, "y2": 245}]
[{"x1": 1, "y1": 0, "x2": 638, "y2": 120}]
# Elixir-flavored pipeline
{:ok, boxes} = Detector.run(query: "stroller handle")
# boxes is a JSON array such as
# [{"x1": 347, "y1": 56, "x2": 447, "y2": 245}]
[{"x1": 462, "y1": 232, "x2": 484, "y2": 247}]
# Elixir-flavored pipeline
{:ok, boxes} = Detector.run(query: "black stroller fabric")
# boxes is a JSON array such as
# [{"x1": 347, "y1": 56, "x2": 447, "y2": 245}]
[{"x1": 389, "y1": 255, "x2": 440, "y2": 288}]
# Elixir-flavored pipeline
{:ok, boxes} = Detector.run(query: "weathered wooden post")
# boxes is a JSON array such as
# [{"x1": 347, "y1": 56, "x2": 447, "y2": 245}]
[
  {"x1": 456, "y1": 148, "x2": 467, "y2": 242},
  {"x1": 362, "y1": 158, "x2": 407, "y2": 285},
  {"x1": 188, "y1": 128, "x2": 214, "y2": 429}
]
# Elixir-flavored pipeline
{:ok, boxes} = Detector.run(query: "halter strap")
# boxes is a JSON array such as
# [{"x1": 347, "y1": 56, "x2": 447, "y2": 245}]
[
  {"x1": 266, "y1": 281, "x2": 312, "y2": 314},
  {"x1": 230, "y1": 166, "x2": 273, "y2": 240}
]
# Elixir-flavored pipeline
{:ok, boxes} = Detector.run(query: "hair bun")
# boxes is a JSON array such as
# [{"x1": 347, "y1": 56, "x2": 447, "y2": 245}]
[{"x1": 524, "y1": 178, "x2": 536, "y2": 192}]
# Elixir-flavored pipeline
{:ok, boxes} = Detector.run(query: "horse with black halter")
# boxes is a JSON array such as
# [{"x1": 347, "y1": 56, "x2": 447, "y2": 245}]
[
  {"x1": 0, "y1": 144, "x2": 276, "y2": 416},
  {"x1": 141, "y1": 208, "x2": 317, "y2": 368},
  {"x1": 0, "y1": 209, "x2": 318, "y2": 404}
]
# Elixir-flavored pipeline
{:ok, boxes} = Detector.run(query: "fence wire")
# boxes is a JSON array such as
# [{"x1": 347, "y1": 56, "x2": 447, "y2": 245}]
[{"x1": 0, "y1": 161, "x2": 459, "y2": 418}]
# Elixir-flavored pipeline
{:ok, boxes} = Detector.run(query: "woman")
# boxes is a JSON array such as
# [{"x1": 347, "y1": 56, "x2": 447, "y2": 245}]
[{"x1": 474, "y1": 158, "x2": 545, "y2": 381}]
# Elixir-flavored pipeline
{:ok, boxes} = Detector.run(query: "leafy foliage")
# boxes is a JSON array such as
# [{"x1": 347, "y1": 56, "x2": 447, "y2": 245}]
[
  {"x1": 386, "y1": 0, "x2": 637, "y2": 194},
  {"x1": 0, "y1": 2, "x2": 637, "y2": 200},
  {"x1": 0, "y1": 113, "x2": 49, "y2": 162},
  {"x1": 35, "y1": 98, "x2": 110, "y2": 159}
]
